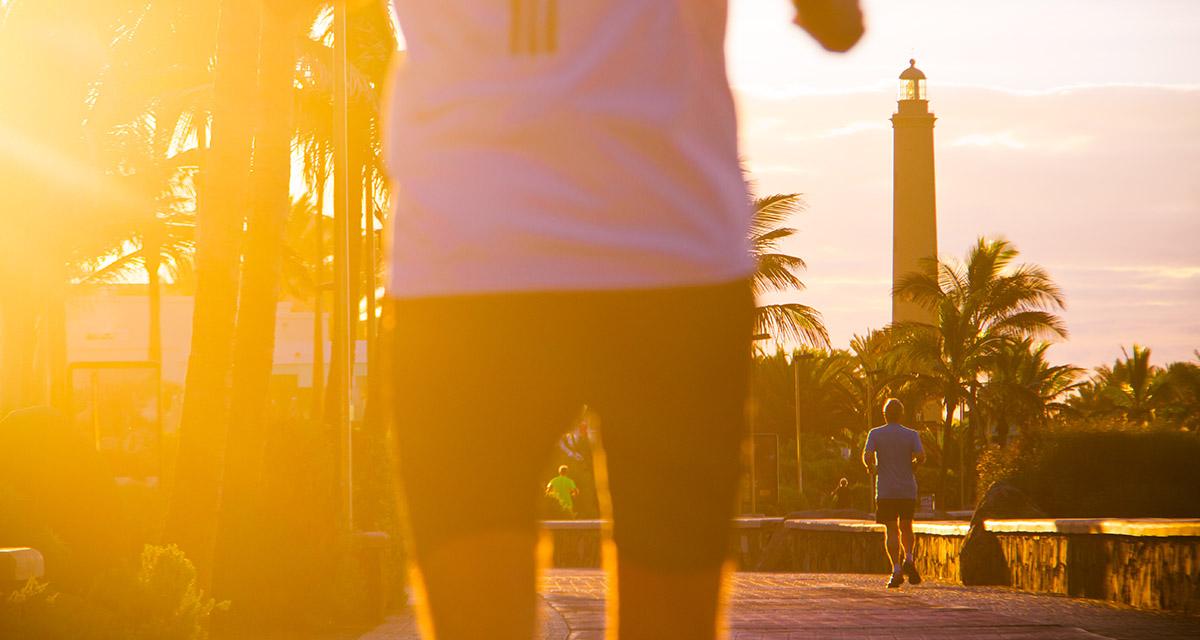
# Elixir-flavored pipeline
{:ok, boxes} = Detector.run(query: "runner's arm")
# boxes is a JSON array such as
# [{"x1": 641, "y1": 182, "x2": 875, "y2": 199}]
[
  {"x1": 912, "y1": 432, "x2": 927, "y2": 467},
  {"x1": 862, "y1": 432, "x2": 876, "y2": 474},
  {"x1": 792, "y1": 0, "x2": 865, "y2": 53}
]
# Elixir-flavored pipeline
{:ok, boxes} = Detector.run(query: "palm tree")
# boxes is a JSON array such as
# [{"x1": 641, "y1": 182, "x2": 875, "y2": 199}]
[
  {"x1": 843, "y1": 329, "x2": 907, "y2": 431},
  {"x1": 751, "y1": 348, "x2": 855, "y2": 508},
  {"x1": 893, "y1": 237, "x2": 1067, "y2": 507},
  {"x1": 1162, "y1": 353, "x2": 1200, "y2": 432},
  {"x1": 77, "y1": 118, "x2": 202, "y2": 364},
  {"x1": 1075, "y1": 345, "x2": 1170, "y2": 427},
  {"x1": 213, "y1": 0, "x2": 327, "y2": 607},
  {"x1": 293, "y1": 1, "x2": 397, "y2": 425},
  {"x1": 749, "y1": 194, "x2": 829, "y2": 348},
  {"x1": 163, "y1": 0, "x2": 261, "y2": 579},
  {"x1": 977, "y1": 338, "x2": 1083, "y2": 447}
]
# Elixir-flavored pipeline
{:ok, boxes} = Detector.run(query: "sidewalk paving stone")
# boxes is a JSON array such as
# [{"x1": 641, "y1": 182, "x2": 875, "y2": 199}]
[{"x1": 358, "y1": 570, "x2": 1200, "y2": 640}]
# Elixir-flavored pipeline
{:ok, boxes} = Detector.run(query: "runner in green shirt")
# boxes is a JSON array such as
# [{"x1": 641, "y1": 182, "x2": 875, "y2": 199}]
[{"x1": 546, "y1": 465, "x2": 580, "y2": 518}]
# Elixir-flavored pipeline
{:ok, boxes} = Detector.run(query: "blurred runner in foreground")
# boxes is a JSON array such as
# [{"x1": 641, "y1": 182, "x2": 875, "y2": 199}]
[{"x1": 383, "y1": 1, "x2": 863, "y2": 637}]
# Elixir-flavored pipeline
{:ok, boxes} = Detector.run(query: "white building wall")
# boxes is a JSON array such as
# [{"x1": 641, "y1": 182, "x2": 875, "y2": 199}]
[{"x1": 67, "y1": 289, "x2": 366, "y2": 388}]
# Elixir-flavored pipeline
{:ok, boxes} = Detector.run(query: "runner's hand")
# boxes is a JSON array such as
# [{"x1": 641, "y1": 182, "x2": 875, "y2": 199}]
[{"x1": 793, "y1": 0, "x2": 865, "y2": 53}]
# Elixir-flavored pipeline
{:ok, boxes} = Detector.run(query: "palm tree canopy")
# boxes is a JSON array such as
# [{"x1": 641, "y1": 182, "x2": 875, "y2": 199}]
[
  {"x1": 891, "y1": 236, "x2": 1071, "y2": 458},
  {"x1": 893, "y1": 237, "x2": 1068, "y2": 389},
  {"x1": 749, "y1": 193, "x2": 807, "y2": 294},
  {"x1": 749, "y1": 193, "x2": 828, "y2": 348}
]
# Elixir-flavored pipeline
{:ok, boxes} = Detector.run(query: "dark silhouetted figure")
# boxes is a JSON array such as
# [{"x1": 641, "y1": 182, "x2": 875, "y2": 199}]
[{"x1": 830, "y1": 477, "x2": 851, "y2": 509}]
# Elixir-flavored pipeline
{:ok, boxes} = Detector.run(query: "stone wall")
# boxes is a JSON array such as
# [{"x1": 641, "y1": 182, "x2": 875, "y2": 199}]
[
  {"x1": 774, "y1": 521, "x2": 964, "y2": 582},
  {"x1": 540, "y1": 518, "x2": 787, "y2": 570},
  {"x1": 916, "y1": 533, "x2": 964, "y2": 582},
  {"x1": 543, "y1": 521, "x2": 602, "y2": 568},
  {"x1": 996, "y1": 532, "x2": 1200, "y2": 613},
  {"x1": 540, "y1": 517, "x2": 1200, "y2": 614},
  {"x1": 731, "y1": 518, "x2": 784, "y2": 570},
  {"x1": 777, "y1": 518, "x2": 1200, "y2": 614}
]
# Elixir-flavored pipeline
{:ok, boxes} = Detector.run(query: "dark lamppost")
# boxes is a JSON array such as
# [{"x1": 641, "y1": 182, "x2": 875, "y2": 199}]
[
  {"x1": 792, "y1": 353, "x2": 805, "y2": 500},
  {"x1": 749, "y1": 333, "x2": 770, "y2": 515}
]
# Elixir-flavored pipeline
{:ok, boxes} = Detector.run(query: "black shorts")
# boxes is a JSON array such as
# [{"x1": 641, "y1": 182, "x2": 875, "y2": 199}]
[
  {"x1": 385, "y1": 279, "x2": 752, "y2": 571},
  {"x1": 875, "y1": 498, "x2": 916, "y2": 524}
]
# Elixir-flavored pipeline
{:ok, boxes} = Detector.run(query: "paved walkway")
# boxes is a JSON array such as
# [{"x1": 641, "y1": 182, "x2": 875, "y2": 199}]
[{"x1": 360, "y1": 570, "x2": 1200, "y2": 640}]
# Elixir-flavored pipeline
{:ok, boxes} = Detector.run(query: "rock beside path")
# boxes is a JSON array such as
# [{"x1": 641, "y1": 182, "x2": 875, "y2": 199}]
[{"x1": 961, "y1": 480, "x2": 1045, "y2": 585}]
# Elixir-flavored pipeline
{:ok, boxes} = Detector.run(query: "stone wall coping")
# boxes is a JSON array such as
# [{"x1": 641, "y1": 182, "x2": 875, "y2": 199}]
[
  {"x1": 913, "y1": 522, "x2": 973, "y2": 536},
  {"x1": 983, "y1": 518, "x2": 1200, "y2": 537},
  {"x1": 0, "y1": 547, "x2": 45, "y2": 582},
  {"x1": 785, "y1": 518, "x2": 881, "y2": 532},
  {"x1": 781, "y1": 517, "x2": 1200, "y2": 538},
  {"x1": 784, "y1": 519, "x2": 969, "y2": 536},
  {"x1": 732, "y1": 517, "x2": 786, "y2": 529},
  {"x1": 542, "y1": 519, "x2": 604, "y2": 530},
  {"x1": 540, "y1": 517, "x2": 786, "y2": 531}
]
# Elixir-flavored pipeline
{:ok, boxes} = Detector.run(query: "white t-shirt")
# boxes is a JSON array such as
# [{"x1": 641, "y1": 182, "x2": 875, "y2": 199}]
[{"x1": 384, "y1": 0, "x2": 753, "y2": 298}]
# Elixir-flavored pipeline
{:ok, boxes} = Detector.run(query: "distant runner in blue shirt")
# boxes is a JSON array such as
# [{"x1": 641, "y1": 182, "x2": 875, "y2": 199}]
[{"x1": 863, "y1": 398, "x2": 926, "y2": 589}]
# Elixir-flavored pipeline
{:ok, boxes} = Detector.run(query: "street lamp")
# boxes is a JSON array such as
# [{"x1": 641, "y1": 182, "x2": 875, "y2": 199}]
[
  {"x1": 792, "y1": 352, "x2": 811, "y2": 502},
  {"x1": 332, "y1": 0, "x2": 354, "y2": 533},
  {"x1": 748, "y1": 332, "x2": 771, "y2": 515}
]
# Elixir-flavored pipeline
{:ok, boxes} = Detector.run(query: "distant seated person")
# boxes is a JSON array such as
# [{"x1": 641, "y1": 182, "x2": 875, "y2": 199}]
[
  {"x1": 546, "y1": 465, "x2": 580, "y2": 519},
  {"x1": 830, "y1": 477, "x2": 850, "y2": 509}
]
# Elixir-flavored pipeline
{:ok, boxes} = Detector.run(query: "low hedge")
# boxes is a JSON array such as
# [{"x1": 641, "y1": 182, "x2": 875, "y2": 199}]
[{"x1": 980, "y1": 428, "x2": 1200, "y2": 517}]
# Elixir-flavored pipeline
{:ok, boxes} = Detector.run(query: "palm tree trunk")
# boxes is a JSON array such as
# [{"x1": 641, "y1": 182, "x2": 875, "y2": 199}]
[
  {"x1": 363, "y1": 170, "x2": 377, "y2": 368},
  {"x1": 211, "y1": 2, "x2": 300, "y2": 608},
  {"x1": 938, "y1": 398, "x2": 955, "y2": 511},
  {"x1": 41, "y1": 260, "x2": 69, "y2": 411},
  {"x1": 965, "y1": 390, "x2": 980, "y2": 506},
  {"x1": 145, "y1": 232, "x2": 163, "y2": 366},
  {"x1": 0, "y1": 282, "x2": 40, "y2": 414},
  {"x1": 347, "y1": 109, "x2": 364, "y2": 378},
  {"x1": 958, "y1": 415, "x2": 966, "y2": 510},
  {"x1": 145, "y1": 234, "x2": 163, "y2": 483},
  {"x1": 312, "y1": 167, "x2": 327, "y2": 420},
  {"x1": 864, "y1": 380, "x2": 874, "y2": 431},
  {"x1": 163, "y1": 0, "x2": 261, "y2": 583}
]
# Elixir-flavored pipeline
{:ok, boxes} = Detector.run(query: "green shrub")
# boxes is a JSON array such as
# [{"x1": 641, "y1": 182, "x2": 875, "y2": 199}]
[
  {"x1": 1, "y1": 578, "x2": 62, "y2": 638},
  {"x1": 976, "y1": 443, "x2": 1024, "y2": 500},
  {"x1": 104, "y1": 544, "x2": 226, "y2": 640},
  {"x1": 982, "y1": 428, "x2": 1200, "y2": 517},
  {"x1": 0, "y1": 545, "x2": 224, "y2": 640}
]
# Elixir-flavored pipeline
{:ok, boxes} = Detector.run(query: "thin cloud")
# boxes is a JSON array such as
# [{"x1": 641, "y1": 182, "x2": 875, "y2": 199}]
[
  {"x1": 951, "y1": 132, "x2": 1028, "y2": 150},
  {"x1": 818, "y1": 121, "x2": 890, "y2": 139},
  {"x1": 1053, "y1": 264, "x2": 1200, "y2": 280}
]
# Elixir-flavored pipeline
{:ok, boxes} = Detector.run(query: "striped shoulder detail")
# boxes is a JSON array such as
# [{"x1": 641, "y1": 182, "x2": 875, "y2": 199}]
[{"x1": 510, "y1": 0, "x2": 557, "y2": 54}]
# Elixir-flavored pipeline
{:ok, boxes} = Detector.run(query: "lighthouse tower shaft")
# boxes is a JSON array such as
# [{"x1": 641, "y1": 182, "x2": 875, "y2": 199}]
[{"x1": 891, "y1": 62, "x2": 938, "y2": 325}]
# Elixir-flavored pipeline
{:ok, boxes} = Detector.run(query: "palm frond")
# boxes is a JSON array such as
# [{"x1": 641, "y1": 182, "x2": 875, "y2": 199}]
[
  {"x1": 749, "y1": 193, "x2": 805, "y2": 238},
  {"x1": 752, "y1": 253, "x2": 806, "y2": 294},
  {"x1": 753, "y1": 303, "x2": 829, "y2": 349}
]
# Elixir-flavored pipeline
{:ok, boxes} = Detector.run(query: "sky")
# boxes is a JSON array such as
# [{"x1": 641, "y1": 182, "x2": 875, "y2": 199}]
[{"x1": 728, "y1": 0, "x2": 1200, "y2": 368}]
